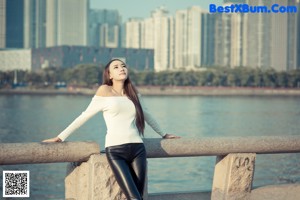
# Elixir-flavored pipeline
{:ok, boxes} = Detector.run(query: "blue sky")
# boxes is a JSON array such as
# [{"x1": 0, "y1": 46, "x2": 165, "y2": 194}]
[{"x1": 90, "y1": 0, "x2": 223, "y2": 21}]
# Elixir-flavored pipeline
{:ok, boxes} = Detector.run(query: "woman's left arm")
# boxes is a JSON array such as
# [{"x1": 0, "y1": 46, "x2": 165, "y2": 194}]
[{"x1": 139, "y1": 95, "x2": 180, "y2": 139}]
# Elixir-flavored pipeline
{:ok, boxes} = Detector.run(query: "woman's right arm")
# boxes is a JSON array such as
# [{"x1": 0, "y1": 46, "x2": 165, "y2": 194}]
[{"x1": 42, "y1": 86, "x2": 107, "y2": 143}]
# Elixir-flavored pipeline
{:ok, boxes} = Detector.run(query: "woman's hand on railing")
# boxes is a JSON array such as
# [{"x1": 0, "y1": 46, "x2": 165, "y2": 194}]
[
  {"x1": 42, "y1": 137, "x2": 62, "y2": 143},
  {"x1": 163, "y1": 133, "x2": 181, "y2": 139}
]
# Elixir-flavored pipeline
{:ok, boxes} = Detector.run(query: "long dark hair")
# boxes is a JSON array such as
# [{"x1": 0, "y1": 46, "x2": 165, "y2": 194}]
[{"x1": 102, "y1": 59, "x2": 145, "y2": 136}]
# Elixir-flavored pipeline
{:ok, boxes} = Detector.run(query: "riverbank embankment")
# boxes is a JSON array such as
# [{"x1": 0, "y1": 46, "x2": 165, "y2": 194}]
[{"x1": 1, "y1": 86, "x2": 300, "y2": 96}]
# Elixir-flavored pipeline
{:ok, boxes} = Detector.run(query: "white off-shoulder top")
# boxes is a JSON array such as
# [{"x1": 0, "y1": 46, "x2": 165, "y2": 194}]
[{"x1": 57, "y1": 95, "x2": 165, "y2": 147}]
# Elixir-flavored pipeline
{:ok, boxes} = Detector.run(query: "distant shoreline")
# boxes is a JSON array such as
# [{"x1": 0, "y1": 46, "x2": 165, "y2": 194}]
[
  {"x1": 138, "y1": 86, "x2": 300, "y2": 96},
  {"x1": 1, "y1": 86, "x2": 300, "y2": 96}
]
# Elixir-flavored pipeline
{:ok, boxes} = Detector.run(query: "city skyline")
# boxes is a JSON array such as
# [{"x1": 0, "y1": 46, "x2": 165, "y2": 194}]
[
  {"x1": 0, "y1": 0, "x2": 299, "y2": 72},
  {"x1": 90, "y1": 0, "x2": 223, "y2": 21}
]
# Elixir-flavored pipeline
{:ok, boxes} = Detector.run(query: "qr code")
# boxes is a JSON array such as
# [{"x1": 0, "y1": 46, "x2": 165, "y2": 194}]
[{"x1": 3, "y1": 170, "x2": 30, "y2": 197}]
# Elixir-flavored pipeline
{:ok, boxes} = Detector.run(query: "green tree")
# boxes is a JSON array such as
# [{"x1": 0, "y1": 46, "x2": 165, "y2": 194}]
[
  {"x1": 263, "y1": 69, "x2": 278, "y2": 87},
  {"x1": 204, "y1": 71, "x2": 214, "y2": 86},
  {"x1": 277, "y1": 71, "x2": 288, "y2": 88},
  {"x1": 64, "y1": 64, "x2": 100, "y2": 87}
]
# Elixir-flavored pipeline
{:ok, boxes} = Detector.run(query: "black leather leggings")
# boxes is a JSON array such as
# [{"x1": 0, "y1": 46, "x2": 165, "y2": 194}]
[{"x1": 106, "y1": 143, "x2": 147, "y2": 200}]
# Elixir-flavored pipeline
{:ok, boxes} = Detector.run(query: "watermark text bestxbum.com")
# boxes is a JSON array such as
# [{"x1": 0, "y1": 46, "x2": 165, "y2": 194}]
[{"x1": 209, "y1": 4, "x2": 298, "y2": 13}]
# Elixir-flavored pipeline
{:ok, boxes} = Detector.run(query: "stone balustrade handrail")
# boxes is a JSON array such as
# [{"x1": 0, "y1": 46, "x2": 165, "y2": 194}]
[
  {"x1": 1, "y1": 136, "x2": 300, "y2": 165},
  {"x1": 1, "y1": 136, "x2": 300, "y2": 199},
  {"x1": 0, "y1": 141, "x2": 100, "y2": 165},
  {"x1": 144, "y1": 136, "x2": 300, "y2": 158}
]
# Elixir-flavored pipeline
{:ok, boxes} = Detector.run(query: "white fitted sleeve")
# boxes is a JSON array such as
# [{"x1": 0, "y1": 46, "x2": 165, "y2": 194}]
[
  {"x1": 57, "y1": 96, "x2": 106, "y2": 141},
  {"x1": 139, "y1": 95, "x2": 166, "y2": 137}
]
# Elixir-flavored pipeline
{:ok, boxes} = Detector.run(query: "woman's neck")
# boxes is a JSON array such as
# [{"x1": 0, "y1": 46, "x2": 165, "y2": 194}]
[{"x1": 112, "y1": 81, "x2": 125, "y2": 96}]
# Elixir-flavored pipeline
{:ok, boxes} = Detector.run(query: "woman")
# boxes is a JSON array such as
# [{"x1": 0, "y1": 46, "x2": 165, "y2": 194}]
[{"x1": 43, "y1": 59, "x2": 180, "y2": 200}]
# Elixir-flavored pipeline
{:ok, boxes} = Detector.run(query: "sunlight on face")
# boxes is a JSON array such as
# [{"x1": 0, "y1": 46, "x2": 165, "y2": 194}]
[{"x1": 109, "y1": 60, "x2": 128, "y2": 81}]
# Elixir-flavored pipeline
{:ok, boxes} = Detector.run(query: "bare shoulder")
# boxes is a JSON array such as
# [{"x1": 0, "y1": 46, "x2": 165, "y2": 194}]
[{"x1": 95, "y1": 85, "x2": 110, "y2": 96}]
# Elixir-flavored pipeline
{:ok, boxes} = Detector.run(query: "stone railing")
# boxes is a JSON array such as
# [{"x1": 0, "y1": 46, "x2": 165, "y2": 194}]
[{"x1": 1, "y1": 136, "x2": 300, "y2": 200}]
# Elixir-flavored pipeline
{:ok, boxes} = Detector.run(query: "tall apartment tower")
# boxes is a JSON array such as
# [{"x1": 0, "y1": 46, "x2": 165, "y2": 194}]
[
  {"x1": 214, "y1": 6, "x2": 243, "y2": 69},
  {"x1": 214, "y1": 13, "x2": 232, "y2": 68},
  {"x1": 242, "y1": 0, "x2": 298, "y2": 71},
  {"x1": 125, "y1": 7, "x2": 174, "y2": 71},
  {"x1": 141, "y1": 17, "x2": 154, "y2": 49},
  {"x1": 230, "y1": 13, "x2": 243, "y2": 68},
  {"x1": 0, "y1": 0, "x2": 7, "y2": 48},
  {"x1": 0, "y1": 0, "x2": 46, "y2": 49},
  {"x1": 242, "y1": 0, "x2": 271, "y2": 69},
  {"x1": 125, "y1": 18, "x2": 142, "y2": 49},
  {"x1": 24, "y1": 0, "x2": 47, "y2": 48},
  {"x1": 187, "y1": 6, "x2": 202, "y2": 68},
  {"x1": 175, "y1": 6, "x2": 204, "y2": 69},
  {"x1": 89, "y1": 9, "x2": 121, "y2": 48},
  {"x1": 149, "y1": 7, "x2": 174, "y2": 71},
  {"x1": 201, "y1": 12, "x2": 216, "y2": 67},
  {"x1": 0, "y1": 0, "x2": 6, "y2": 48},
  {"x1": 1, "y1": 0, "x2": 88, "y2": 48},
  {"x1": 270, "y1": 1, "x2": 288, "y2": 71},
  {"x1": 1, "y1": 0, "x2": 26, "y2": 48},
  {"x1": 285, "y1": 0, "x2": 298, "y2": 70},
  {"x1": 297, "y1": 0, "x2": 300, "y2": 69},
  {"x1": 46, "y1": 0, "x2": 89, "y2": 47}
]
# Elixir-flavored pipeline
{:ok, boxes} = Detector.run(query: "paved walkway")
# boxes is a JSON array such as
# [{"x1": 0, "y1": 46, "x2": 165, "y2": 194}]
[
  {"x1": 250, "y1": 184, "x2": 300, "y2": 200},
  {"x1": 148, "y1": 184, "x2": 300, "y2": 200}
]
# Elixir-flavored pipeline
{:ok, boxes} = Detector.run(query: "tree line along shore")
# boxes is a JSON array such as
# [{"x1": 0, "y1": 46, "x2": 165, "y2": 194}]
[{"x1": 1, "y1": 64, "x2": 300, "y2": 94}]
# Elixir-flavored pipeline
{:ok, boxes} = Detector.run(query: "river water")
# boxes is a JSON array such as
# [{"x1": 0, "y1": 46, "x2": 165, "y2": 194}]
[{"x1": 0, "y1": 94, "x2": 300, "y2": 199}]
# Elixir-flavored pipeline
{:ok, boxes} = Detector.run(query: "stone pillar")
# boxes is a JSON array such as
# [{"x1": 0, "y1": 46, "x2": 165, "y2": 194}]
[
  {"x1": 65, "y1": 154, "x2": 148, "y2": 200},
  {"x1": 211, "y1": 153, "x2": 256, "y2": 200}
]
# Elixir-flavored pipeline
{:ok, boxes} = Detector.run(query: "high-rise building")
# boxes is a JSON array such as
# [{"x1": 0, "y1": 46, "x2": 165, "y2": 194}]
[
  {"x1": 270, "y1": 3, "x2": 288, "y2": 71},
  {"x1": 297, "y1": 0, "x2": 300, "y2": 69},
  {"x1": 2, "y1": 0, "x2": 25, "y2": 48},
  {"x1": 201, "y1": 12, "x2": 216, "y2": 67},
  {"x1": 0, "y1": 0, "x2": 47, "y2": 49},
  {"x1": 214, "y1": 13, "x2": 231, "y2": 68},
  {"x1": 141, "y1": 17, "x2": 154, "y2": 49},
  {"x1": 242, "y1": 0, "x2": 271, "y2": 69},
  {"x1": 286, "y1": 0, "x2": 298, "y2": 70},
  {"x1": 175, "y1": 9, "x2": 188, "y2": 69},
  {"x1": 150, "y1": 7, "x2": 173, "y2": 71},
  {"x1": 0, "y1": 0, "x2": 6, "y2": 48},
  {"x1": 2, "y1": 0, "x2": 89, "y2": 49},
  {"x1": 187, "y1": 6, "x2": 202, "y2": 68},
  {"x1": 46, "y1": 0, "x2": 89, "y2": 47},
  {"x1": 45, "y1": 0, "x2": 57, "y2": 47},
  {"x1": 230, "y1": 13, "x2": 243, "y2": 68},
  {"x1": 242, "y1": 0, "x2": 298, "y2": 71},
  {"x1": 125, "y1": 7, "x2": 174, "y2": 71},
  {"x1": 24, "y1": 0, "x2": 47, "y2": 48},
  {"x1": 125, "y1": 18, "x2": 142, "y2": 49},
  {"x1": 175, "y1": 6, "x2": 206, "y2": 69},
  {"x1": 168, "y1": 17, "x2": 175, "y2": 69},
  {"x1": 89, "y1": 9, "x2": 122, "y2": 48}
]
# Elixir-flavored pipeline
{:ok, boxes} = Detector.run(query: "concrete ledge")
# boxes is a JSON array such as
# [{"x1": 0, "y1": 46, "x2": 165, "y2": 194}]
[
  {"x1": 148, "y1": 191, "x2": 211, "y2": 200},
  {"x1": 250, "y1": 184, "x2": 300, "y2": 200},
  {"x1": 147, "y1": 184, "x2": 300, "y2": 200}
]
